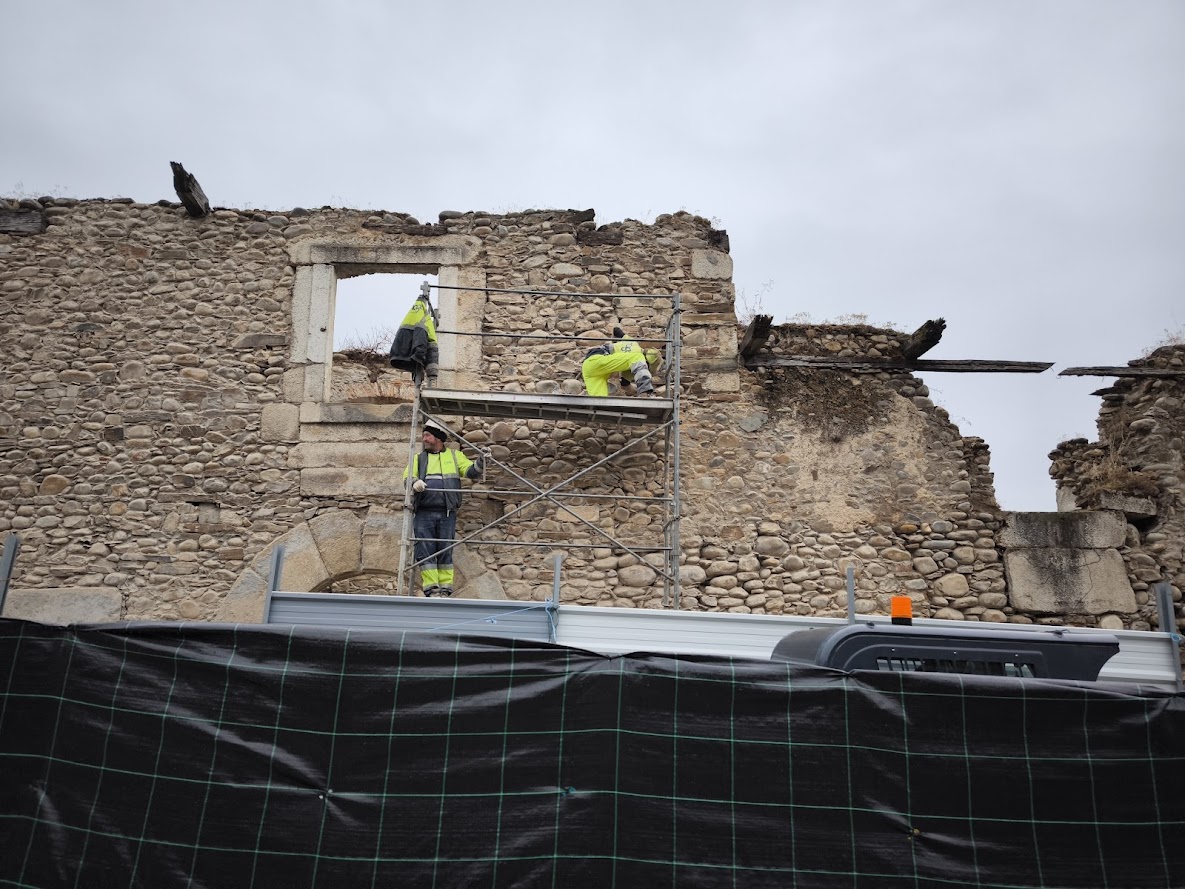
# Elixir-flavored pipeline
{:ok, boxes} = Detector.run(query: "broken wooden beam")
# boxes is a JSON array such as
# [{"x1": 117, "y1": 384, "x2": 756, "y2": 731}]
[
  {"x1": 747, "y1": 356, "x2": 1052, "y2": 373},
  {"x1": 901, "y1": 318, "x2": 946, "y2": 360},
  {"x1": 170, "y1": 161, "x2": 210, "y2": 217},
  {"x1": 1059, "y1": 366, "x2": 1185, "y2": 378},
  {"x1": 738, "y1": 314, "x2": 773, "y2": 358},
  {"x1": 0, "y1": 208, "x2": 47, "y2": 235}
]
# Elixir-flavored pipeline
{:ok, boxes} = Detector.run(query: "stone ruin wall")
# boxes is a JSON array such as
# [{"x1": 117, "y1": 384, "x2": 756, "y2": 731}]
[
  {"x1": 0, "y1": 195, "x2": 1179, "y2": 634},
  {"x1": 1049, "y1": 345, "x2": 1185, "y2": 632}
]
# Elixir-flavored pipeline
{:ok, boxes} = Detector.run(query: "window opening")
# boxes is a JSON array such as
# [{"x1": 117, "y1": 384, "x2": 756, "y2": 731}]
[{"x1": 332, "y1": 272, "x2": 437, "y2": 404}]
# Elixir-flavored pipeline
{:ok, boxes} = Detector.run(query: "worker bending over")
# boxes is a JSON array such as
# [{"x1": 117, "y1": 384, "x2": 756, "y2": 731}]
[
  {"x1": 582, "y1": 327, "x2": 662, "y2": 397},
  {"x1": 403, "y1": 421, "x2": 484, "y2": 597},
  {"x1": 389, "y1": 288, "x2": 440, "y2": 387}
]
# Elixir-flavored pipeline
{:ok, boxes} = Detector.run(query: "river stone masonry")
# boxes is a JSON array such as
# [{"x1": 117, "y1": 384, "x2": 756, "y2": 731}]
[{"x1": 1, "y1": 195, "x2": 1178, "y2": 635}]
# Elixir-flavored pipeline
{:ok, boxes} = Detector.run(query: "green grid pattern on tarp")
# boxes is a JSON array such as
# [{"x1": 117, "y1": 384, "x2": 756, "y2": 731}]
[{"x1": 0, "y1": 619, "x2": 1182, "y2": 888}]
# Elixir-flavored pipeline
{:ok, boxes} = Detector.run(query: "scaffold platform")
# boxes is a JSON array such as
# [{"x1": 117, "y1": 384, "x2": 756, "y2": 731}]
[{"x1": 420, "y1": 388, "x2": 675, "y2": 426}]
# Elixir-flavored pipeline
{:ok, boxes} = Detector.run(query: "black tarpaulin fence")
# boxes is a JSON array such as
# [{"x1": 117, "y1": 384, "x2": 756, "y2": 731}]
[{"x1": 0, "y1": 618, "x2": 1182, "y2": 888}]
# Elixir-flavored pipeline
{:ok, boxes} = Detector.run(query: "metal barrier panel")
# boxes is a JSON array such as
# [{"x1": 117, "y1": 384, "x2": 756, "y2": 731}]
[
  {"x1": 265, "y1": 591, "x2": 554, "y2": 642},
  {"x1": 262, "y1": 592, "x2": 1180, "y2": 690}
]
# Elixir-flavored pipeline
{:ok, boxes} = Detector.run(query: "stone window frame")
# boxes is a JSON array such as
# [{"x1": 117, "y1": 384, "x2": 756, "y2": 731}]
[{"x1": 287, "y1": 240, "x2": 487, "y2": 402}]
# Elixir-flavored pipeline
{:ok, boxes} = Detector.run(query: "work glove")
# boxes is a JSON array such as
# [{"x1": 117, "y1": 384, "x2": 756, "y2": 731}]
[
  {"x1": 473, "y1": 455, "x2": 485, "y2": 477},
  {"x1": 412, "y1": 479, "x2": 427, "y2": 493}
]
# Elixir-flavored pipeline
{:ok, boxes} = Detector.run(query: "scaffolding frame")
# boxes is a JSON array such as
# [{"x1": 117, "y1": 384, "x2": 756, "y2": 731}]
[{"x1": 394, "y1": 284, "x2": 683, "y2": 608}]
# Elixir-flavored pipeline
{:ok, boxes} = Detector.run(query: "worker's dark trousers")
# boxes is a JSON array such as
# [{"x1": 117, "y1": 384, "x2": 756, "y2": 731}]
[{"x1": 414, "y1": 509, "x2": 457, "y2": 589}]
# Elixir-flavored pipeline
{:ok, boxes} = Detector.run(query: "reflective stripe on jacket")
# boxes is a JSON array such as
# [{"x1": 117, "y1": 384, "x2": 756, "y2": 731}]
[
  {"x1": 399, "y1": 298, "x2": 438, "y2": 343},
  {"x1": 403, "y1": 448, "x2": 478, "y2": 511}
]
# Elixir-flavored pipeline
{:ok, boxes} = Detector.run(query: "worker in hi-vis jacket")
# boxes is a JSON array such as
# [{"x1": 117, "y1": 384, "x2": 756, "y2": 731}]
[
  {"x1": 402, "y1": 421, "x2": 484, "y2": 597},
  {"x1": 581, "y1": 326, "x2": 662, "y2": 397}
]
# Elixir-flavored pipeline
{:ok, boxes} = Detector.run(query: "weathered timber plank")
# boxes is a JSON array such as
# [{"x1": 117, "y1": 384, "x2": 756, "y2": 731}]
[
  {"x1": 747, "y1": 356, "x2": 1052, "y2": 373},
  {"x1": 0, "y1": 208, "x2": 47, "y2": 235},
  {"x1": 912, "y1": 359, "x2": 1052, "y2": 373},
  {"x1": 1059, "y1": 366, "x2": 1185, "y2": 378},
  {"x1": 738, "y1": 314, "x2": 773, "y2": 358},
  {"x1": 901, "y1": 318, "x2": 946, "y2": 360},
  {"x1": 170, "y1": 161, "x2": 210, "y2": 218},
  {"x1": 682, "y1": 357, "x2": 739, "y2": 373}
]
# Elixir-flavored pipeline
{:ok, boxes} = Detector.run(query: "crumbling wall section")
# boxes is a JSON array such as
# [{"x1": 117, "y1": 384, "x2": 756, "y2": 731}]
[
  {"x1": 5, "y1": 195, "x2": 1161, "y2": 631},
  {"x1": 1049, "y1": 345, "x2": 1185, "y2": 630},
  {"x1": 671, "y1": 322, "x2": 1008, "y2": 620}
]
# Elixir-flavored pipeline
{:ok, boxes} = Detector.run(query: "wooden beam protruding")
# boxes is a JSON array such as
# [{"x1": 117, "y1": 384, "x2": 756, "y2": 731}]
[
  {"x1": 170, "y1": 161, "x2": 210, "y2": 218},
  {"x1": 0, "y1": 208, "x2": 47, "y2": 235},
  {"x1": 1059, "y1": 366, "x2": 1185, "y2": 378},
  {"x1": 747, "y1": 355, "x2": 1052, "y2": 374},
  {"x1": 901, "y1": 318, "x2": 946, "y2": 360},
  {"x1": 739, "y1": 314, "x2": 773, "y2": 358}
]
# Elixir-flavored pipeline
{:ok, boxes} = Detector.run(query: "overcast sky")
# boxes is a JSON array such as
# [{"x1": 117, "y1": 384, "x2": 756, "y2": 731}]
[{"x1": 4, "y1": 0, "x2": 1183, "y2": 510}]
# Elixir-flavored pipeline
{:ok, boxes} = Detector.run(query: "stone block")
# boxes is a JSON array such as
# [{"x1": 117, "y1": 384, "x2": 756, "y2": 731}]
[
  {"x1": 1097, "y1": 493, "x2": 1157, "y2": 520},
  {"x1": 307, "y1": 263, "x2": 335, "y2": 364},
  {"x1": 301, "y1": 468, "x2": 405, "y2": 497},
  {"x1": 300, "y1": 402, "x2": 413, "y2": 424},
  {"x1": 454, "y1": 545, "x2": 506, "y2": 600},
  {"x1": 1004, "y1": 548, "x2": 1137, "y2": 615},
  {"x1": 999, "y1": 511, "x2": 1125, "y2": 549},
  {"x1": 282, "y1": 367, "x2": 306, "y2": 403},
  {"x1": 690, "y1": 249, "x2": 734, "y2": 280},
  {"x1": 299, "y1": 422, "x2": 412, "y2": 443},
  {"x1": 260, "y1": 403, "x2": 300, "y2": 442},
  {"x1": 2, "y1": 587, "x2": 121, "y2": 624},
  {"x1": 255, "y1": 525, "x2": 329, "y2": 593},
  {"x1": 556, "y1": 505, "x2": 600, "y2": 523},
  {"x1": 290, "y1": 266, "x2": 312, "y2": 363},
  {"x1": 289, "y1": 442, "x2": 410, "y2": 469},
  {"x1": 309, "y1": 509, "x2": 364, "y2": 580},
  {"x1": 215, "y1": 568, "x2": 268, "y2": 623},
  {"x1": 361, "y1": 509, "x2": 404, "y2": 575},
  {"x1": 701, "y1": 371, "x2": 740, "y2": 393}
]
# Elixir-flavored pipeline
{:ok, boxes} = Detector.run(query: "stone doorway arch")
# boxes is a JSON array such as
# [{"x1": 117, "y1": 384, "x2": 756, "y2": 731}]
[{"x1": 215, "y1": 508, "x2": 504, "y2": 623}]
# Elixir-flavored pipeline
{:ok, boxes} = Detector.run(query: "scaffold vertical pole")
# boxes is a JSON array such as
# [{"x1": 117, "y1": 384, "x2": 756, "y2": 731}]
[
  {"x1": 396, "y1": 378, "x2": 423, "y2": 597},
  {"x1": 667, "y1": 292, "x2": 683, "y2": 609}
]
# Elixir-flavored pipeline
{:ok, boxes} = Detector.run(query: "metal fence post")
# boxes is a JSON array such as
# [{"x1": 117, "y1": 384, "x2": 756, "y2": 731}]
[
  {"x1": 262, "y1": 545, "x2": 286, "y2": 624},
  {"x1": 0, "y1": 534, "x2": 20, "y2": 616},
  {"x1": 845, "y1": 564, "x2": 856, "y2": 624},
  {"x1": 1154, "y1": 580, "x2": 1183, "y2": 692}
]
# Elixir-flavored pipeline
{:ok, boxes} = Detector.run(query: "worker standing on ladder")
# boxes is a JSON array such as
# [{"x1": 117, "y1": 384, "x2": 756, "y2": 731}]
[
  {"x1": 388, "y1": 284, "x2": 440, "y2": 387},
  {"x1": 403, "y1": 421, "x2": 484, "y2": 597},
  {"x1": 581, "y1": 326, "x2": 662, "y2": 397}
]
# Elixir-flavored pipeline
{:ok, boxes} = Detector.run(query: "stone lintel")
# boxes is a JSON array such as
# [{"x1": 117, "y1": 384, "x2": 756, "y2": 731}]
[
  {"x1": 286, "y1": 236, "x2": 480, "y2": 266},
  {"x1": 1000, "y1": 510, "x2": 1126, "y2": 549}
]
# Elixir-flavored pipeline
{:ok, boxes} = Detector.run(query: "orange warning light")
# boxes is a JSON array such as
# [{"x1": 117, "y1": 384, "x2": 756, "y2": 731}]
[{"x1": 890, "y1": 596, "x2": 913, "y2": 625}]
